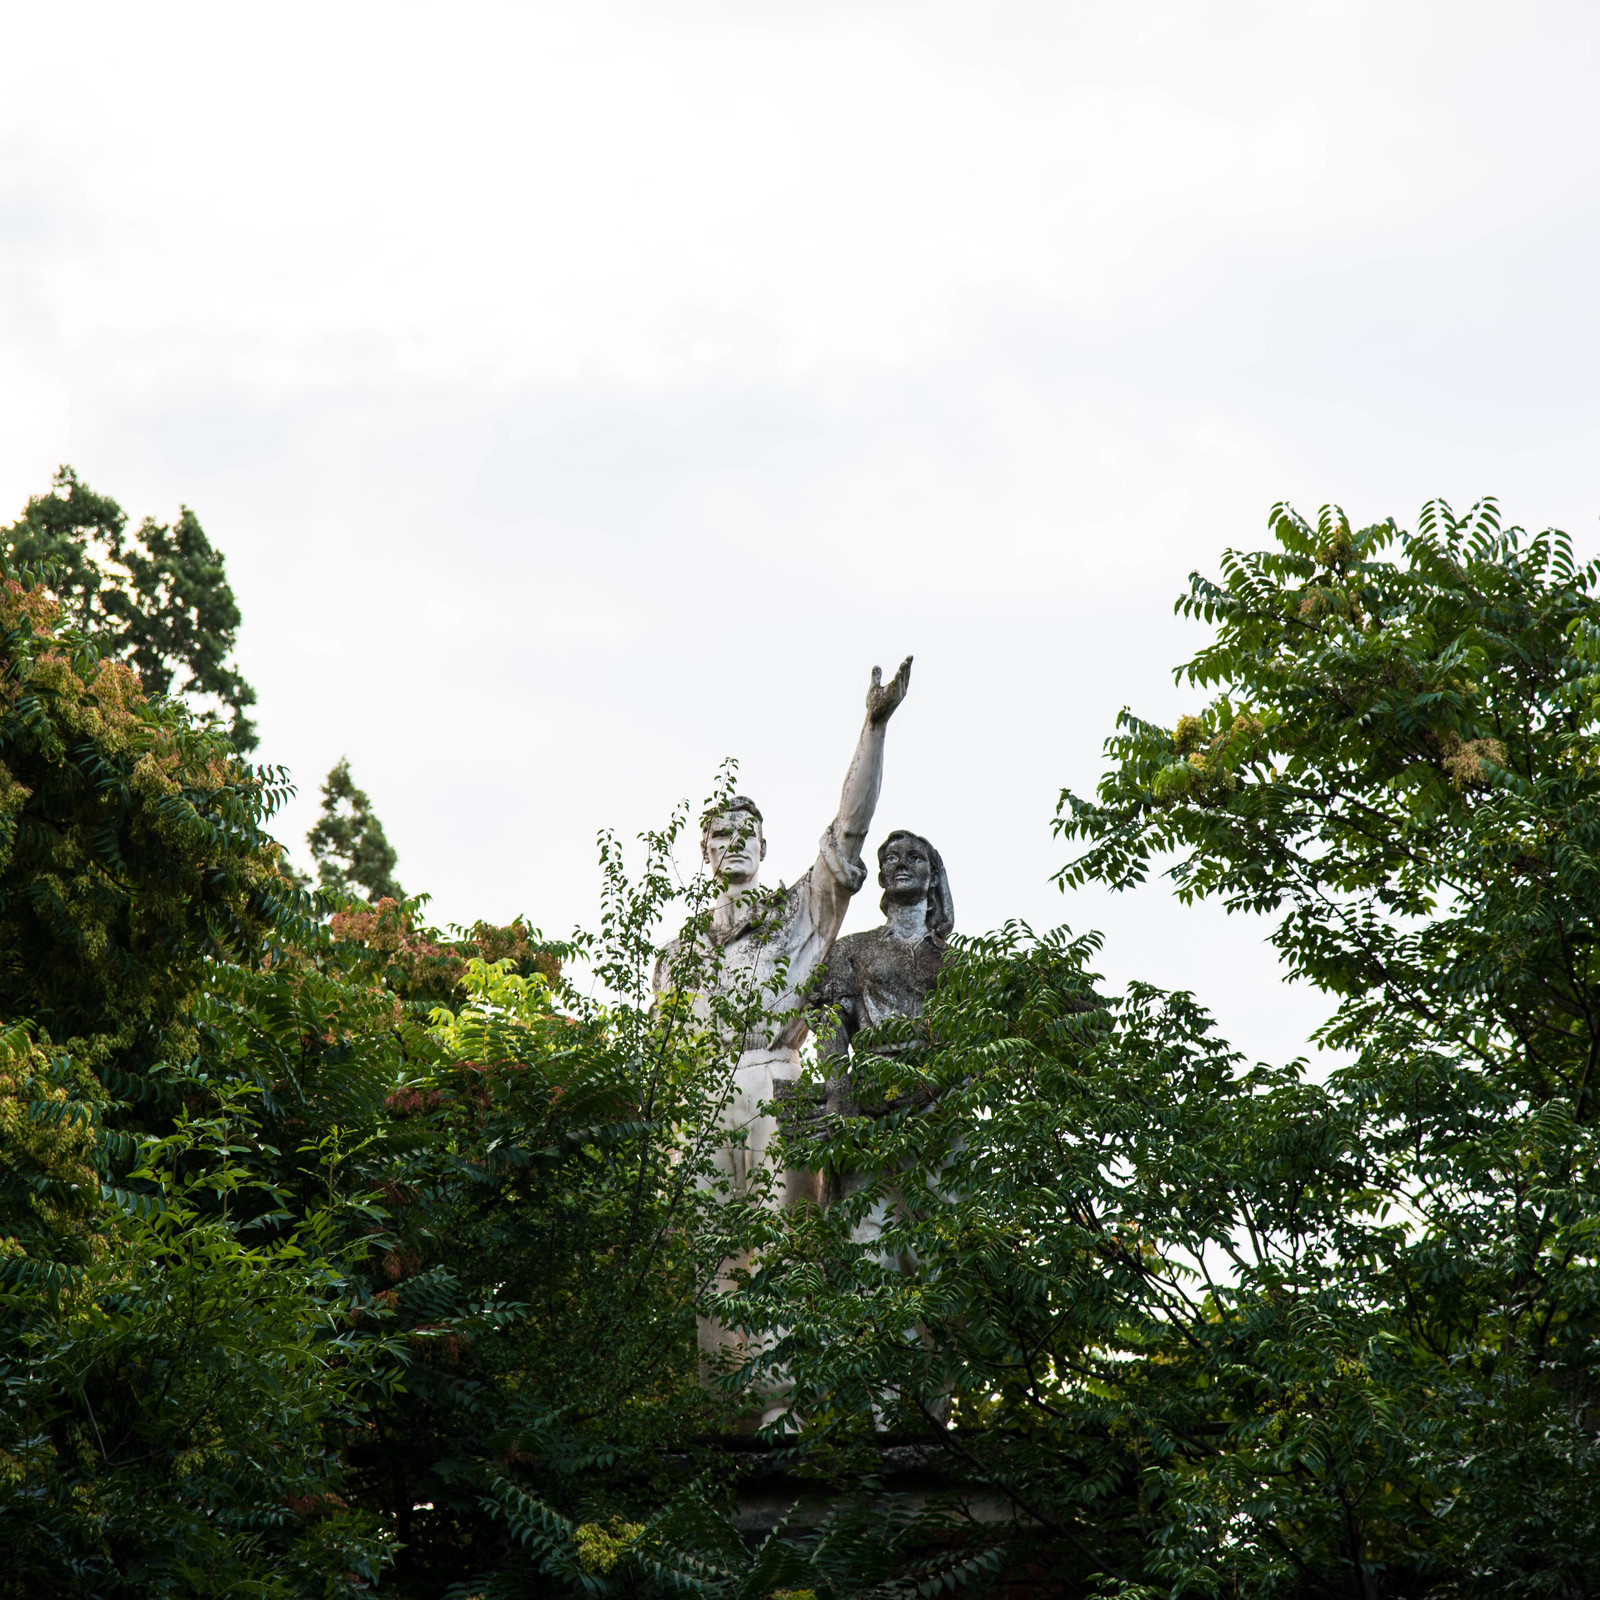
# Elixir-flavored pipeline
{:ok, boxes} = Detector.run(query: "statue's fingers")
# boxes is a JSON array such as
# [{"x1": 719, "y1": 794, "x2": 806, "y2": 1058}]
[{"x1": 871, "y1": 665, "x2": 883, "y2": 688}]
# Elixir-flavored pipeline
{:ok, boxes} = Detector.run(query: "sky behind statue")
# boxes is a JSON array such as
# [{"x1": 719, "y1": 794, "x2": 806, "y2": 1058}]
[{"x1": 3, "y1": 1, "x2": 1599, "y2": 1069}]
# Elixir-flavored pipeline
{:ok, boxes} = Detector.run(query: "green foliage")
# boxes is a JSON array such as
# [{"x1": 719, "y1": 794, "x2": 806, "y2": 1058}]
[
  {"x1": 0, "y1": 1021, "x2": 104, "y2": 1272},
  {"x1": 327, "y1": 793, "x2": 784, "y2": 1595},
  {"x1": 309, "y1": 757, "x2": 404, "y2": 902},
  {"x1": 1, "y1": 1066, "x2": 396, "y2": 1597},
  {"x1": 0, "y1": 561, "x2": 388, "y2": 1594},
  {"x1": 726, "y1": 500, "x2": 1600, "y2": 1597},
  {"x1": 1057, "y1": 497, "x2": 1600, "y2": 1100},
  {"x1": 0, "y1": 587, "x2": 763, "y2": 1593},
  {"x1": 16, "y1": 486, "x2": 1600, "y2": 1597},
  {"x1": 0, "y1": 557, "x2": 298, "y2": 1091},
  {"x1": 487, "y1": 1481, "x2": 1003, "y2": 1600},
  {"x1": 2, "y1": 466, "x2": 258, "y2": 751},
  {"x1": 754, "y1": 924, "x2": 1600, "y2": 1594}
]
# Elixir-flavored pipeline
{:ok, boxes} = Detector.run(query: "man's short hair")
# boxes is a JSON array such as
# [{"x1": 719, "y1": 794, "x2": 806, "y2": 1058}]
[{"x1": 877, "y1": 829, "x2": 954, "y2": 940}]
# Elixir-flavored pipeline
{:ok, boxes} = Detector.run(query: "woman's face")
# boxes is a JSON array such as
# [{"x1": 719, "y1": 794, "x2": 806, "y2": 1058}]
[{"x1": 880, "y1": 836, "x2": 932, "y2": 904}]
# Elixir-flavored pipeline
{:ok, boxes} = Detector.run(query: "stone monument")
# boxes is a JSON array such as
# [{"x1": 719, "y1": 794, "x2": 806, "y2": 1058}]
[
  {"x1": 814, "y1": 830, "x2": 953, "y2": 1065},
  {"x1": 653, "y1": 657, "x2": 913, "y2": 1404},
  {"x1": 813, "y1": 830, "x2": 953, "y2": 1227}
]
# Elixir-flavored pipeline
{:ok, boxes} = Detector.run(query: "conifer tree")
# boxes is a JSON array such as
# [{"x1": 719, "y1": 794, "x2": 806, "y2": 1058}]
[{"x1": 308, "y1": 756, "x2": 404, "y2": 901}]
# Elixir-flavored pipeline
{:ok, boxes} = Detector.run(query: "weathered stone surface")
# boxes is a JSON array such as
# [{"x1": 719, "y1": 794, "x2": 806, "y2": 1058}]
[
  {"x1": 790, "y1": 828, "x2": 955, "y2": 1277},
  {"x1": 651, "y1": 660, "x2": 915, "y2": 1073},
  {"x1": 815, "y1": 830, "x2": 953, "y2": 1114},
  {"x1": 651, "y1": 660, "x2": 913, "y2": 1419}
]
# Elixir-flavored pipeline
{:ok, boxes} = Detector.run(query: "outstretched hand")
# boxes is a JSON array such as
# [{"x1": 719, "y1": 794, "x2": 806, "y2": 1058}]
[{"x1": 866, "y1": 656, "x2": 913, "y2": 726}]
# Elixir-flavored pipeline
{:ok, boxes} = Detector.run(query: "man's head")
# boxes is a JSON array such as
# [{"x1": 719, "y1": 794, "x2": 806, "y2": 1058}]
[
  {"x1": 701, "y1": 797, "x2": 766, "y2": 886},
  {"x1": 877, "y1": 830, "x2": 954, "y2": 938}
]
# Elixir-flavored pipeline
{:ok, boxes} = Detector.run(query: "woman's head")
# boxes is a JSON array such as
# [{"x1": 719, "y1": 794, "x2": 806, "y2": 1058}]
[{"x1": 877, "y1": 830, "x2": 954, "y2": 939}]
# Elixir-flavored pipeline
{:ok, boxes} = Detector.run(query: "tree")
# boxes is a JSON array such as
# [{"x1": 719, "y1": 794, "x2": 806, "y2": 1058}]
[
  {"x1": 309, "y1": 757, "x2": 404, "y2": 902},
  {"x1": 29, "y1": 482, "x2": 1600, "y2": 1595},
  {"x1": 0, "y1": 563, "x2": 293, "y2": 1086},
  {"x1": 0, "y1": 1058, "x2": 397, "y2": 1597},
  {"x1": 732, "y1": 499, "x2": 1600, "y2": 1598},
  {"x1": 0, "y1": 556, "x2": 391, "y2": 1595},
  {"x1": 0, "y1": 551, "x2": 759, "y2": 1595},
  {"x1": 2, "y1": 465, "x2": 258, "y2": 751},
  {"x1": 1049, "y1": 498, "x2": 1600, "y2": 1592},
  {"x1": 1057, "y1": 497, "x2": 1600, "y2": 1114}
]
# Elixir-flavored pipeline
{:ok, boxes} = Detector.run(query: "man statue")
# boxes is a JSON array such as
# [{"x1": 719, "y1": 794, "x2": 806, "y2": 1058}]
[{"x1": 653, "y1": 658, "x2": 912, "y2": 1405}]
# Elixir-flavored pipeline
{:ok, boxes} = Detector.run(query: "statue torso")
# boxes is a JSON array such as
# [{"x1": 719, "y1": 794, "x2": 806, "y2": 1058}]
[
  {"x1": 818, "y1": 925, "x2": 946, "y2": 1043},
  {"x1": 653, "y1": 824, "x2": 869, "y2": 1058}
]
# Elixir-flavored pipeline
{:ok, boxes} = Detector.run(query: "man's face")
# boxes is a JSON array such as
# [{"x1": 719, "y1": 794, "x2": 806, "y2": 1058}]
[
  {"x1": 880, "y1": 837, "x2": 932, "y2": 905},
  {"x1": 703, "y1": 809, "x2": 763, "y2": 886}
]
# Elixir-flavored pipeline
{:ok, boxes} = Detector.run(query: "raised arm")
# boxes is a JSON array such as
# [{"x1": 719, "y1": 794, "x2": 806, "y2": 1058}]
[{"x1": 833, "y1": 657, "x2": 912, "y2": 859}]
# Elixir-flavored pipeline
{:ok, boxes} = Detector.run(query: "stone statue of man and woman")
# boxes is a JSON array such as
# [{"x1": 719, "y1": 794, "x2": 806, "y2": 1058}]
[{"x1": 652, "y1": 660, "x2": 950, "y2": 1405}]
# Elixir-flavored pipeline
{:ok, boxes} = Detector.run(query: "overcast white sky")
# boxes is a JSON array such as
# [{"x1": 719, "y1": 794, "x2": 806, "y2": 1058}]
[{"x1": 4, "y1": 1, "x2": 1600, "y2": 1064}]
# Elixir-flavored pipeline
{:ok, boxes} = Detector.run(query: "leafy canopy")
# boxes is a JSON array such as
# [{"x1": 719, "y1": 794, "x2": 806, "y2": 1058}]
[
  {"x1": 1058, "y1": 497, "x2": 1600, "y2": 1102},
  {"x1": 2, "y1": 465, "x2": 258, "y2": 751},
  {"x1": 0, "y1": 564, "x2": 294, "y2": 1083},
  {"x1": 13, "y1": 477, "x2": 1600, "y2": 1598},
  {"x1": 735, "y1": 499, "x2": 1600, "y2": 1599}
]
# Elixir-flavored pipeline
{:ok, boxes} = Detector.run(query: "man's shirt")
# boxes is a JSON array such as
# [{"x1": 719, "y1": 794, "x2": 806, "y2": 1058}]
[{"x1": 653, "y1": 821, "x2": 868, "y2": 1060}]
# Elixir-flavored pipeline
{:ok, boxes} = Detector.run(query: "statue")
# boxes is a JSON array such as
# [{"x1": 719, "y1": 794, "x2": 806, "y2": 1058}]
[
  {"x1": 653, "y1": 658, "x2": 913, "y2": 1409},
  {"x1": 813, "y1": 830, "x2": 954, "y2": 1223},
  {"x1": 815, "y1": 831, "x2": 953, "y2": 1065}
]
